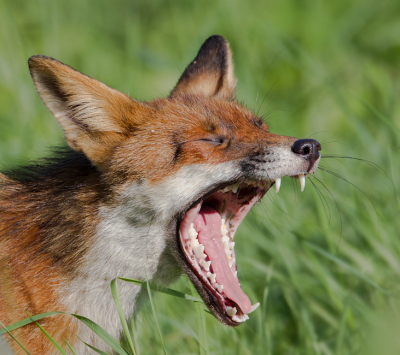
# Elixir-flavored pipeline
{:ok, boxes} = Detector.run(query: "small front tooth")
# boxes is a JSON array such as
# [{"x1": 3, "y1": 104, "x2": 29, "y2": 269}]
[
  {"x1": 222, "y1": 236, "x2": 230, "y2": 243},
  {"x1": 248, "y1": 302, "x2": 260, "y2": 314},
  {"x1": 200, "y1": 259, "x2": 211, "y2": 271},
  {"x1": 207, "y1": 272, "x2": 216, "y2": 283},
  {"x1": 193, "y1": 244, "x2": 205, "y2": 259},
  {"x1": 233, "y1": 271, "x2": 237, "y2": 278},
  {"x1": 188, "y1": 225, "x2": 198, "y2": 239},
  {"x1": 230, "y1": 242, "x2": 235, "y2": 249},
  {"x1": 232, "y1": 314, "x2": 247, "y2": 323},
  {"x1": 228, "y1": 257, "x2": 236, "y2": 268},
  {"x1": 299, "y1": 174, "x2": 305, "y2": 192},
  {"x1": 215, "y1": 283, "x2": 224, "y2": 293},
  {"x1": 226, "y1": 307, "x2": 237, "y2": 316},
  {"x1": 191, "y1": 238, "x2": 199, "y2": 248},
  {"x1": 225, "y1": 246, "x2": 233, "y2": 257},
  {"x1": 275, "y1": 177, "x2": 281, "y2": 193}
]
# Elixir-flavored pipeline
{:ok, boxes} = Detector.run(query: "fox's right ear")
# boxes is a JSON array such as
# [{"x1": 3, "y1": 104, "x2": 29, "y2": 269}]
[
  {"x1": 28, "y1": 55, "x2": 147, "y2": 169},
  {"x1": 170, "y1": 35, "x2": 236, "y2": 100}
]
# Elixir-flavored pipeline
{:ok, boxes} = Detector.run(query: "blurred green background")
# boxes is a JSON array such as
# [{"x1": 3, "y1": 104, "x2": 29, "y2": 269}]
[{"x1": 1, "y1": 0, "x2": 400, "y2": 354}]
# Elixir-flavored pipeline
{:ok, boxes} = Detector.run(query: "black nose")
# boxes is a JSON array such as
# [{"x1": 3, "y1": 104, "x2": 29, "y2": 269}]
[{"x1": 291, "y1": 139, "x2": 321, "y2": 170}]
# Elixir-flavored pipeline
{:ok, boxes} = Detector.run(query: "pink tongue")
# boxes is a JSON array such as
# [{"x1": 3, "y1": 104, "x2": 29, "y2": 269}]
[{"x1": 193, "y1": 206, "x2": 251, "y2": 314}]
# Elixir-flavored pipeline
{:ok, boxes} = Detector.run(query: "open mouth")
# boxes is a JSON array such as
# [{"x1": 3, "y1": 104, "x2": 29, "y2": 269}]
[
  {"x1": 178, "y1": 173, "x2": 311, "y2": 325},
  {"x1": 178, "y1": 180, "x2": 272, "y2": 325}
]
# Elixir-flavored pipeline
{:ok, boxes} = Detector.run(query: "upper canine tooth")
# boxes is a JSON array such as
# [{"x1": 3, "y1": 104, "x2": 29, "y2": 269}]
[
  {"x1": 231, "y1": 183, "x2": 240, "y2": 194},
  {"x1": 299, "y1": 174, "x2": 305, "y2": 192},
  {"x1": 275, "y1": 177, "x2": 281, "y2": 193}
]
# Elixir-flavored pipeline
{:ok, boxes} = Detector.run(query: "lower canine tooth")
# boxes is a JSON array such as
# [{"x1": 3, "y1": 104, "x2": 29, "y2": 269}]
[
  {"x1": 226, "y1": 307, "x2": 237, "y2": 316},
  {"x1": 228, "y1": 258, "x2": 236, "y2": 268},
  {"x1": 275, "y1": 177, "x2": 281, "y2": 193},
  {"x1": 299, "y1": 174, "x2": 305, "y2": 192}
]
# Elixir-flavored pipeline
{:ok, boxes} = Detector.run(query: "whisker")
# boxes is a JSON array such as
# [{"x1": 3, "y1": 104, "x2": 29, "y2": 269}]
[
  {"x1": 306, "y1": 131, "x2": 338, "y2": 140},
  {"x1": 308, "y1": 176, "x2": 331, "y2": 224},
  {"x1": 317, "y1": 164, "x2": 343, "y2": 175},
  {"x1": 254, "y1": 51, "x2": 282, "y2": 114},
  {"x1": 266, "y1": 189, "x2": 295, "y2": 220},
  {"x1": 257, "y1": 69, "x2": 285, "y2": 117},
  {"x1": 310, "y1": 175, "x2": 343, "y2": 252},
  {"x1": 261, "y1": 106, "x2": 293, "y2": 119},
  {"x1": 322, "y1": 155, "x2": 389, "y2": 178},
  {"x1": 317, "y1": 167, "x2": 377, "y2": 217}
]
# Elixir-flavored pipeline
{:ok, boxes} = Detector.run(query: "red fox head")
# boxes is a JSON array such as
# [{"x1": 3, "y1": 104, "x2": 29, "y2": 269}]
[{"x1": 11, "y1": 35, "x2": 321, "y2": 338}]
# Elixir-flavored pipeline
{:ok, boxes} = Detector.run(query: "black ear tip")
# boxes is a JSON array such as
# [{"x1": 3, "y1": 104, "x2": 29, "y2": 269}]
[{"x1": 202, "y1": 35, "x2": 228, "y2": 49}]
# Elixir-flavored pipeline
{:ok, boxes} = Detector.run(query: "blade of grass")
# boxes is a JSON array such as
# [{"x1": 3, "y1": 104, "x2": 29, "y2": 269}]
[
  {"x1": 24, "y1": 311, "x2": 68, "y2": 355},
  {"x1": 304, "y1": 242, "x2": 387, "y2": 292},
  {"x1": 76, "y1": 335, "x2": 111, "y2": 355},
  {"x1": 71, "y1": 314, "x2": 129, "y2": 355},
  {"x1": 118, "y1": 277, "x2": 203, "y2": 302},
  {"x1": 0, "y1": 312, "x2": 62, "y2": 335},
  {"x1": 0, "y1": 319, "x2": 31, "y2": 354},
  {"x1": 1, "y1": 311, "x2": 128, "y2": 355},
  {"x1": 189, "y1": 283, "x2": 208, "y2": 355},
  {"x1": 145, "y1": 280, "x2": 168, "y2": 355},
  {"x1": 65, "y1": 339, "x2": 78, "y2": 355},
  {"x1": 335, "y1": 302, "x2": 349, "y2": 355},
  {"x1": 183, "y1": 320, "x2": 209, "y2": 354},
  {"x1": 110, "y1": 278, "x2": 137, "y2": 355}
]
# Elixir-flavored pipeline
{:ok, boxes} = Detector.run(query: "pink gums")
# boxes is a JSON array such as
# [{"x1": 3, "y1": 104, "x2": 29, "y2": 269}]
[{"x1": 193, "y1": 206, "x2": 251, "y2": 314}]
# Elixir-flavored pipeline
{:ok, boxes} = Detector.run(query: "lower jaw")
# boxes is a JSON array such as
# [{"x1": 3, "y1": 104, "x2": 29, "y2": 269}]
[{"x1": 183, "y1": 259, "x2": 240, "y2": 326}]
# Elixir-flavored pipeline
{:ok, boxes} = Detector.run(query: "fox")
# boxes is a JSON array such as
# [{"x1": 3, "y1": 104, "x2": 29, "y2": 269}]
[{"x1": 0, "y1": 35, "x2": 321, "y2": 354}]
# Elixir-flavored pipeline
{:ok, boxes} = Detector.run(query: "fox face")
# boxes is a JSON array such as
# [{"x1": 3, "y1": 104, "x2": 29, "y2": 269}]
[{"x1": 1, "y1": 35, "x2": 320, "y2": 353}]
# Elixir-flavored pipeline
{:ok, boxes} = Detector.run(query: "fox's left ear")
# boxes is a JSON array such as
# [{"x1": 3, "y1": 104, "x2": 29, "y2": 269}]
[{"x1": 170, "y1": 35, "x2": 236, "y2": 100}]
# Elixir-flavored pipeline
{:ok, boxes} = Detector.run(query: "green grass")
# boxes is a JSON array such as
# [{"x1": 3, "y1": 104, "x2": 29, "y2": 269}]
[{"x1": 1, "y1": 0, "x2": 400, "y2": 354}]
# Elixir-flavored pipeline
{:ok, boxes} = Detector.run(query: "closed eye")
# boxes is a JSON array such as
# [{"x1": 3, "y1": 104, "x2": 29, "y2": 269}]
[{"x1": 198, "y1": 137, "x2": 226, "y2": 145}]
